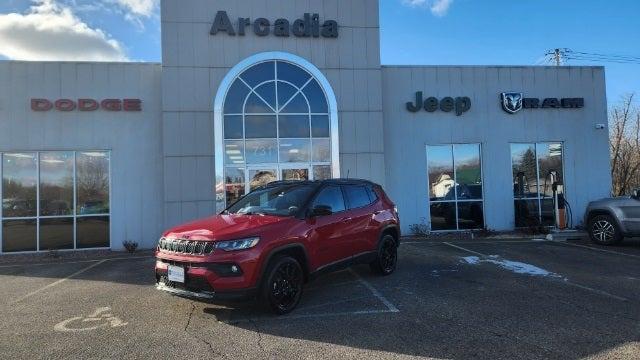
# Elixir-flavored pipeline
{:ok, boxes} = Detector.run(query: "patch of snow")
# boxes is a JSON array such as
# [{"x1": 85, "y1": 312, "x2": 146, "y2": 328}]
[
  {"x1": 461, "y1": 256, "x2": 481, "y2": 265},
  {"x1": 460, "y1": 255, "x2": 564, "y2": 279}
]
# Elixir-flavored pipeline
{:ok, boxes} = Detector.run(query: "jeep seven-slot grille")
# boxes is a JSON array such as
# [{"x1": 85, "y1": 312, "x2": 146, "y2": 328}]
[{"x1": 158, "y1": 238, "x2": 215, "y2": 256}]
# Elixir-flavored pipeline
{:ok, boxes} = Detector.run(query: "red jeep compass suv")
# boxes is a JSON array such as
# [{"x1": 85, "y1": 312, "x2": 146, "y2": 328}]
[{"x1": 155, "y1": 179, "x2": 400, "y2": 314}]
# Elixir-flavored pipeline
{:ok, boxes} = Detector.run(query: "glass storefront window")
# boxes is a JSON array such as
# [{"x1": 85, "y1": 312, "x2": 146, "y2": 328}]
[
  {"x1": 220, "y1": 59, "x2": 335, "y2": 206},
  {"x1": 2, "y1": 153, "x2": 37, "y2": 218},
  {"x1": 427, "y1": 144, "x2": 484, "y2": 231},
  {"x1": 511, "y1": 143, "x2": 564, "y2": 227},
  {"x1": 0, "y1": 151, "x2": 110, "y2": 253}
]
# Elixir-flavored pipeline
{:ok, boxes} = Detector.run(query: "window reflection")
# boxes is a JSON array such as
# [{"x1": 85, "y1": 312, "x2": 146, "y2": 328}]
[
  {"x1": 249, "y1": 169, "x2": 277, "y2": 191},
  {"x1": 2, "y1": 153, "x2": 37, "y2": 218},
  {"x1": 305, "y1": 81, "x2": 329, "y2": 113},
  {"x1": 221, "y1": 60, "x2": 334, "y2": 204},
  {"x1": 40, "y1": 218, "x2": 74, "y2": 250},
  {"x1": 225, "y1": 168, "x2": 245, "y2": 205},
  {"x1": 245, "y1": 115, "x2": 277, "y2": 138},
  {"x1": 77, "y1": 216, "x2": 109, "y2": 249},
  {"x1": 77, "y1": 152, "x2": 110, "y2": 215},
  {"x1": 224, "y1": 141, "x2": 245, "y2": 165},
  {"x1": 312, "y1": 139, "x2": 331, "y2": 162},
  {"x1": 277, "y1": 61, "x2": 311, "y2": 88},
  {"x1": 280, "y1": 139, "x2": 310, "y2": 163},
  {"x1": 2, "y1": 219, "x2": 37, "y2": 252},
  {"x1": 454, "y1": 144, "x2": 482, "y2": 200},
  {"x1": 40, "y1": 152, "x2": 74, "y2": 216},
  {"x1": 245, "y1": 139, "x2": 278, "y2": 164},
  {"x1": 313, "y1": 166, "x2": 332, "y2": 181},
  {"x1": 1, "y1": 151, "x2": 110, "y2": 252},
  {"x1": 538, "y1": 143, "x2": 564, "y2": 199},
  {"x1": 224, "y1": 116, "x2": 243, "y2": 139},
  {"x1": 511, "y1": 143, "x2": 564, "y2": 227},
  {"x1": 311, "y1": 116, "x2": 330, "y2": 137},
  {"x1": 239, "y1": 61, "x2": 275, "y2": 88},
  {"x1": 279, "y1": 115, "x2": 310, "y2": 138},
  {"x1": 428, "y1": 146, "x2": 454, "y2": 201},
  {"x1": 282, "y1": 169, "x2": 309, "y2": 181},
  {"x1": 427, "y1": 144, "x2": 484, "y2": 231},
  {"x1": 512, "y1": 144, "x2": 538, "y2": 198},
  {"x1": 458, "y1": 202, "x2": 484, "y2": 230}
]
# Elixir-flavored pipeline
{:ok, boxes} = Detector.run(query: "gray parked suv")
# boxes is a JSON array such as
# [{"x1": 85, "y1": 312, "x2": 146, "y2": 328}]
[{"x1": 585, "y1": 189, "x2": 640, "y2": 245}]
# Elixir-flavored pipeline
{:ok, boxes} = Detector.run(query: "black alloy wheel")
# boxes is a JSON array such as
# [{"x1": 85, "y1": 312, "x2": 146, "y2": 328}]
[
  {"x1": 262, "y1": 256, "x2": 304, "y2": 315},
  {"x1": 371, "y1": 235, "x2": 397, "y2": 275}
]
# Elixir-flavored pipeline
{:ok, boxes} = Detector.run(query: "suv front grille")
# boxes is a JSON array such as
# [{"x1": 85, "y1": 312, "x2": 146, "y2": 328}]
[{"x1": 158, "y1": 238, "x2": 215, "y2": 256}]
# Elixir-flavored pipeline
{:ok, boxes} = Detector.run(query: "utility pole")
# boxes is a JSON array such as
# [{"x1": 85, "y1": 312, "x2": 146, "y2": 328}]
[{"x1": 554, "y1": 48, "x2": 561, "y2": 66}]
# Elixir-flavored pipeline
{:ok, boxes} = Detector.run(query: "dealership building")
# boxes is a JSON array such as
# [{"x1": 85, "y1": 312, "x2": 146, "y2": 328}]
[{"x1": 0, "y1": 0, "x2": 611, "y2": 253}]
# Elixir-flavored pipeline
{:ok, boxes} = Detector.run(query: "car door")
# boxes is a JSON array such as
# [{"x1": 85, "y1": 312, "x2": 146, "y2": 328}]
[
  {"x1": 342, "y1": 184, "x2": 379, "y2": 255},
  {"x1": 306, "y1": 185, "x2": 353, "y2": 268}
]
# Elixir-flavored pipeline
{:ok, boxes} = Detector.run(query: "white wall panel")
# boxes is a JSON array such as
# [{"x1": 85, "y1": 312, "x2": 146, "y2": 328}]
[{"x1": 383, "y1": 66, "x2": 610, "y2": 233}]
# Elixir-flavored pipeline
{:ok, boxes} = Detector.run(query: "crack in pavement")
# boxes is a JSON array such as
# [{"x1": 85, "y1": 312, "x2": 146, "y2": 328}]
[
  {"x1": 183, "y1": 302, "x2": 230, "y2": 360},
  {"x1": 248, "y1": 317, "x2": 268, "y2": 356}
]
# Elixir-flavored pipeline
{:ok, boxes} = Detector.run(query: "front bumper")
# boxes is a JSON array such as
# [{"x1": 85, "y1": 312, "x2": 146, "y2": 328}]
[{"x1": 154, "y1": 253, "x2": 260, "y2": 301}]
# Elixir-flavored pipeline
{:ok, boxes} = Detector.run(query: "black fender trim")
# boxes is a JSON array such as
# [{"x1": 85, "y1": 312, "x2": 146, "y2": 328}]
[
  {"x1": 378, "y1": 224, "x2": 401, "y2": 247},
  {"x1": 256, "y1": 243, "x2": 311, "y2": 286}
]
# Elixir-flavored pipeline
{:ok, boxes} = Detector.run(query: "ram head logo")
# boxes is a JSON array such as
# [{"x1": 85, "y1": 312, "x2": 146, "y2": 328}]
[{"x1": 501, "y1": 92, "x2": 523, "y2": 114}]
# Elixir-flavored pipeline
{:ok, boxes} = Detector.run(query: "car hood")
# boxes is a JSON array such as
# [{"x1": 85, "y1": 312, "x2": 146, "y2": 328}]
[{"x1": 163, "y1": 214, "x2": 291, "y2": 241}]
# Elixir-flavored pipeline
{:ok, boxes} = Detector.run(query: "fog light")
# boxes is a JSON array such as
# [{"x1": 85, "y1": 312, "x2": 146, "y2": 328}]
[{"x1": 231, "y1": 265, "x2": 239, "y2": 273}]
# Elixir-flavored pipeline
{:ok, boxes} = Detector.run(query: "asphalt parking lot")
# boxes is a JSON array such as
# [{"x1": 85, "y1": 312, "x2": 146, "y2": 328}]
[{"x1": 1, "y1": 237, "x2": 639, "y2": 360}]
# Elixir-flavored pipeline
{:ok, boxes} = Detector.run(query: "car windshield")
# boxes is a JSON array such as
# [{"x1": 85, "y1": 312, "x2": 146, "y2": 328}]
[{"x1": 225, "y1": 183, "x2": 316, "y2": 217}]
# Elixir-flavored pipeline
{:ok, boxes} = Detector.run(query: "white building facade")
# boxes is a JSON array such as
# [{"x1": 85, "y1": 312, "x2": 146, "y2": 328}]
[{"x1": 0, "y1": 0, "x2": 610, "y2": 252}]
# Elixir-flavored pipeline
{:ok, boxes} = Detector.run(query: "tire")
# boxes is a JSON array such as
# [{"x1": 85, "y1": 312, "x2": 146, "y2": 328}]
[
  {"x1": 260, "y1": 256, "x2": 304, "y2": 315},
  {"x1": 588, "y1": 214, "x2": 623, "y2": 245},
  {"x1": 370, "y1": 234, "x2": 398, "y2": 276}
]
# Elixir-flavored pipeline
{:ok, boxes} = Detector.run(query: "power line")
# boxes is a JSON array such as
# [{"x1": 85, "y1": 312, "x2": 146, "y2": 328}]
[{"x1": 543, "y1": 48, "x2": 640, "y2": 65}]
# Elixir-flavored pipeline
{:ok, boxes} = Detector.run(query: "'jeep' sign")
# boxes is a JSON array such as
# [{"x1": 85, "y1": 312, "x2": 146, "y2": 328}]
[{"x1": 210, "y1": 11, "x2": 339, "y2": 38}]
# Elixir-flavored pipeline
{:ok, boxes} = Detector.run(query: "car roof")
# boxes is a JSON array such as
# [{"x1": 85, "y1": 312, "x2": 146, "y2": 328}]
[{"x1": 259, "y1": 178, "x2": 378, "y2": 189}]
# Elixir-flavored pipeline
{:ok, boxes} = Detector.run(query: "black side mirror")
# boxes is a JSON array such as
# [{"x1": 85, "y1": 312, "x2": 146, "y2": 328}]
[
  {"x1": 633, "y1": 189, "x2": 640, "y2": 200},
  {"x1": 310, "y1": 205, "x2": 332, "y2": 217}
]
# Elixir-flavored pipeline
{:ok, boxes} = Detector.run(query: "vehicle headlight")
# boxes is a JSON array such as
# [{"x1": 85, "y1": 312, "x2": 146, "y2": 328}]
[{"x1": 214, "y1": 237, "x2": 260, "y2": 252}]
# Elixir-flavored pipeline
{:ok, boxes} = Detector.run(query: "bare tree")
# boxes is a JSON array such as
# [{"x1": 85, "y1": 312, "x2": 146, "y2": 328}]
[{"x1": 610, "y1": 94, "x2": 640, "y2": 196}]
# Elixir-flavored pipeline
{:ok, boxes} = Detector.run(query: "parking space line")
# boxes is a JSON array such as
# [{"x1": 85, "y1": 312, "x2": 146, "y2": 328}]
[
  {"x1": 442, "y1": 241, "x2": 631, "y2": 302},
  {"x1": 550, "y1": 241, "x2": 640, "y2": 260},
  {"x1": 562, "y1": 281, "x2": 629, "y2": 302},
  {"x1": 348, "y1": 269, "x2": 400, "y2": 313},
  {"x1": 225, "y1": 309, "x2": 397, "y2": 324},
  {"x1": 8, "y1": 260, "x2": 108, "y2": 305},
  {"x1": 0, "y1": 255, "x2": 154, "y2": 269},
  {"x1": 442, "y1": 242, "x2": 487, "y2": 257}
]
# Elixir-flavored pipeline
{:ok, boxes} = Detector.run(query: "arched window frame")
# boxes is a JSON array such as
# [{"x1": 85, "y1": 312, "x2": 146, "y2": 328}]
[{"x1": 214, "y1": 52, "x2": 340, "y2": 211}]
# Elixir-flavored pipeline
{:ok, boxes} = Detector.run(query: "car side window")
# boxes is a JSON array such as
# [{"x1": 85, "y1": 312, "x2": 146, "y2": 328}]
[
  {"x1": 312, "y1": 186, "x2": 346, "y2": 213},
  {"x1": 367, "y1": 186, "x2": 379, "y2": 203},
  {"x1": 344, "y1": 185, "x2": 372, "y2": 210}
]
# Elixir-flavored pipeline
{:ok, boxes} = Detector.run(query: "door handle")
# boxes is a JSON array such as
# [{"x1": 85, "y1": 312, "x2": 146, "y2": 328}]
[{"x1": 341, "y1": 217, "x2": 352, "y2": 223}]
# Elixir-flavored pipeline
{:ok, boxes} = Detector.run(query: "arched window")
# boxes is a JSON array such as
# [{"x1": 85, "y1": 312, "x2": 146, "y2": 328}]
[{"x1": 214, "y1": 53, "x2": 339, "y2": 209}]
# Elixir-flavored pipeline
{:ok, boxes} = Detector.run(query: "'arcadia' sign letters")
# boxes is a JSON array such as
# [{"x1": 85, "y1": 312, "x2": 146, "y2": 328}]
[
  {"x1": 406, "y1": 92, "x2": 471, "y2": 116},
  {"x1": 210, "y1": 11, "x2": 339, "y2": 38}
]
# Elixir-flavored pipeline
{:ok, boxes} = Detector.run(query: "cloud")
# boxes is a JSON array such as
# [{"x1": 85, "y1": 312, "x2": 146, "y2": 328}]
[
  {"x1": 0, "y1": 0, "x2": 128, "y2": 61},
  {"x1": 402, "y1": 0, "x2": 454, "y2": 16},
  {"x1": 113, "y1": 0, "x2": 158, "y2": 17}
]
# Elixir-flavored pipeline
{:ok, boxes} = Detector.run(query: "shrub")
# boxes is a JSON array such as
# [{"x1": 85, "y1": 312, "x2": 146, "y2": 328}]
[{"x1": 123, "y1": 241, "x2": 139, "y2": 253}]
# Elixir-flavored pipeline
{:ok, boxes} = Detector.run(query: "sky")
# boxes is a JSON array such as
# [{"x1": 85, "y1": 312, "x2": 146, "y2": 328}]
[{"x1": 0, "y1": 0, "x2": 638, "y2": 107}]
